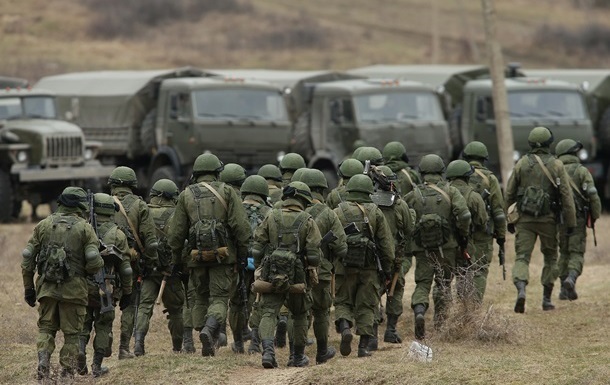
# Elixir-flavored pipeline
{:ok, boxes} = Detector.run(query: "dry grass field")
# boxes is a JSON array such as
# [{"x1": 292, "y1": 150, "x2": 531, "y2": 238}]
[{"x1": 0, "y1": 213, "x2": 608, "y2": 385}]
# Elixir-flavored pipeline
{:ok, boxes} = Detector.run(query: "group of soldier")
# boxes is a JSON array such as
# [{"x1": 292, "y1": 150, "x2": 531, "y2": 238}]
[{"x1": 20, "y1": 125, "x2": 601, "y2": 379}]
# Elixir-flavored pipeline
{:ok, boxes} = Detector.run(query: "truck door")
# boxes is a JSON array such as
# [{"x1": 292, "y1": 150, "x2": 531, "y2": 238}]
[{"x1": 166, "y1": 91, "x2": 193, "y2": 163}]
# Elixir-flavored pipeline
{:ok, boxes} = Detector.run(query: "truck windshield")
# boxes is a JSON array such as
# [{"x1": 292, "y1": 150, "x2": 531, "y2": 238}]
[
  {"x1": 0, "y1": 97, "x2": 23, "y2": 119},
  {"x1": 193, "y1": 89, "x2": 288, "y2": 121},
  {"x1": 23, "y1": 96, "x2": 57, "y2": 119},
  {"x1": 354, "y1": 91, "x2": 443, "y2": 123}
]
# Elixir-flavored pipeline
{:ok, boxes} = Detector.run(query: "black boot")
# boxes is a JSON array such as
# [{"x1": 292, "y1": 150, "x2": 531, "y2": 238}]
[
  {"x1": 36, "y1": 351, "x2": 50, "y2": 380},
  {"x1": 384, "y1": 314, "x2": 402, "y2": 343},
  {"x1": 315, "y1": 339, "x2": 336, "y2": 364},
  {"x1": 542, "y1": 284, "x2": 555, "y2": 311},
  {"x1": 118, "y1": 333, "x2": 135, "y2": 360},
  {"x1": 261, "y1": 339, "x2": 278, "y2": 369},
  {"x1": 217, "y1": 321, "x2": 227, "y2": 348},
  {"x1": 231, "y1": 327, "x2": 244, "y2": 354},
  {"x1": 338, "y1": 319, "x2": 353, "y2": 357},
  {"x1": 172, "y1": 335, "x2": 183, "y2": 353},
  {"x1": 248, "y1": 327, "x2": 261, "y2": 354},
  {"x1": 368, "y1": 323, "x2": 378, "y2": 351},
  {"x1": 183, "y1": 327, "x2": 196, "y2": 353},
  {"x1": 292, "y1": 345, "x2": 309, "y2": 367},
  {"x1": 357, "y1": 335, "x2": 372, "y2": 357},
  {"x1": 514, "y1": 281, "x2": 527, "y2": 313},
  {"x1": 91, "y1": 351, "x2": 109, "y2": 378},
  {"x1": 558, "y1": 276, "x2": 568, "y2": 300},
  {"x1": 242, "y1": 325, "x2": 252, "y2": 342},
  {"x1": 563, "y1": 271, "x2": 579, "y2": 301},
  {"x1": 133, "y1": 332, "x2": 145, "y2": 357},
  {"x1": 287, "y1": 342, "x2": 295, "y2": 367},
  {"x1": 275, "y1": 315, "x2": 288, "y2": 348},
  {"x1": 414, "y1": 304, "x2": 426, "y2": 340},
  {"x1": 200, "y1": 317, "x2": 220, "y2": 356},
  {"x1": 77, "y1": 336, "x2": 88, "y2": 375}
]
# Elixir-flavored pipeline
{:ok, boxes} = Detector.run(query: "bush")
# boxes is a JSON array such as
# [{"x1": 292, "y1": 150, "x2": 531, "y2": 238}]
[
  {"x1": 534, "y1": 23, "x2": 610, "y2": 56},
  {"x1": 250, "y1": 13, "x2": 329, "y2": 50}
]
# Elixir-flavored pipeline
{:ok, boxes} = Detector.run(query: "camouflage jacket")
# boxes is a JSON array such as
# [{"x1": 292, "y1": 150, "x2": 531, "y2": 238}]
[
  {"x1": 558, "y1": 154, "x2": 602, "y2": 222},
  {"x1": 468, "y1": 160, "x2": 507, "y2": 240},
  {"x1": 386, "y1": 159, "x2": 421, "y2": 196},
  {"x1": 450, "y1": 179, "x2": 489, "y2": 243},
  {"x1": 378, "y1": 196, "x2": 415, "y2": 261},
  {"x1": 148, "y1": 197, "x2": 176, "y2": 273}
]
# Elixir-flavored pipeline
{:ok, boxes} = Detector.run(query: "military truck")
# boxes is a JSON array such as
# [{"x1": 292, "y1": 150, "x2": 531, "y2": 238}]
[
  {"x1": 36, "y1": 68, "x2": 292, "y2": 192},
  {"x1": 0, "y1": 83, "x2": 113, "y2": 221}
]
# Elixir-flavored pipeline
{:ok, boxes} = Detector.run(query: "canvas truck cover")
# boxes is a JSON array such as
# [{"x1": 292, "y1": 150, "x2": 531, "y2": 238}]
[{"x1": 0, "y1": 76, "x2": 29, "y2": 89}]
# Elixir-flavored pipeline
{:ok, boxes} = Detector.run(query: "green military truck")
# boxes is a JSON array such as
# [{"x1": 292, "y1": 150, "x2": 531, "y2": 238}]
[
  {"x1": 36, "y1": 68, "x2": 292, "y2": 192},
  {"x1": 0, "y1": 79, "x2": 113, "y2": 221}
]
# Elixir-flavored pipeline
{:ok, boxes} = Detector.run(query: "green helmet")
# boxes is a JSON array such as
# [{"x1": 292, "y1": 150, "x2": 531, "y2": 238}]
[
  {"x1": 352, "y1": 139, "x2": 367, "y2": 152},
  {"x1": 301, "y1": 169, "x2": 328, "y2": 190},
  {"x1": 418, "y1": 154, "x2": 446, "y2": 175},
  {"x1": 528, "y1": 126, "x2": 554, "y2": 148},
  {"x1": 94, "y1": 193, "x2": 117, "y2": 216},
  {"x1": 193, "y1": 153, "x2": 224, "y2": 174},
  {"x1": 149, "y1": 178, "x2": 179, "y2": 200},
  {"x1": 108, "y1": 166, "x2": 137, "y2": 188},
  {"x1": 346, "y1": 174, "x2": 374, "y2": 195},
  {"x1": 291, "y1": 167, "x2": 309, "y2": 182},
  {"x1": 258, "y1": 164, "x2": 282, "y2": 182},
  {"x1": 446, "y1": 160, "x2": 474, "y2": 179},
  {"x1": 282, "y1": 181, "x2": 313, "y2": 204},
  {"x1": 338, "y1": 159, "x2": 364, "y2": 178},
  {"x1": 462, "y1": 141, "x2": 489, "y2": 160},
  {"x1": 279, "y1": 153, "x2": 306, "y2": 173},
  {"x1": 377, "y1": 165, "x2": 397, "y2": 180},
  {"x1": 219, "y1": 163, "x2": 246, "y2": 186},
  {"x1": 555, "y1": 139, "x2": 583, "y2": 156},
  {"x1": 241, "y1": 175, "x2": 269, "y2": 198},
  {"x1": 353, "y1": 146, "x2": 384, "y2": 165},
  {"x1": 382, "y1": 141, "x2": 409, "y2": 163},
  {"x1": 58, "y1": 186, "x2": 88, "y2": 210}
]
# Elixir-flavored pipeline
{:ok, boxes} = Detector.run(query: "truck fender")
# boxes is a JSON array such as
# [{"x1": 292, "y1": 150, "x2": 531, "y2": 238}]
[{"x1": 149, "y1": 146, "x2": 183, "y2": 179}]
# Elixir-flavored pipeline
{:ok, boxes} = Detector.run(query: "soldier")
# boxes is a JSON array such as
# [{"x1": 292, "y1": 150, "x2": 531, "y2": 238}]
[
  {"x1": 506, "y1": 127, "x2": 576, "y2": 313},
  {"x1": 133, "y1": 179, "x2": 185, "y2": 355},
  {"x1": 445, "y1": 160, "x2": 489, "y2": 302},
  {"x1": 258, "y1": 164, "x2": 283, "y2": 205},
  {"x1": 404, "y1": 155, "x2": 471, "y2": 338},
  {"x1": 333, "y1": 175, "x2": 394, "y2": 358},
  {"x1": 251, "y1": 182, "x2": 322, "y2": 368},
  {"x1": 462, "y1": 141, "x2": 507, "y2": 301},
  {"x1": 279, "y1": 153, "x2": 307, "y2": 186},
  {"x1": 21, "y1": 187, "x2": 104, "y2": 380},
  {"x1": 107, "y1": 166, "x2": 159, "y2": 359},
  {"x1": 168, "y1": 153, "x2": 251, "y2": 356},
  {"x1": 220, "y1": 163, "x2": 247, "y2": 196},
  {"x1": 382, "y1": 141, "x2": 421, "y2": 196},
  {"x1": 300, "y1": 169, "x2": 348, "y2": 364},
  {"x1": 182, "y1": 280, "x2": 197, "y2": 354},
  {"x1": 326, "y1": 159, "x2": 365, "y2": 210},
  {"x1": 78, "y1": 193, "x2": 133, "y2": 377},
  {"x1": 353, "y1": 146, "x2": 384, "y2": 166},
  {"x1": 554, "y1": 139, "x2": 601, "y2": 301}
]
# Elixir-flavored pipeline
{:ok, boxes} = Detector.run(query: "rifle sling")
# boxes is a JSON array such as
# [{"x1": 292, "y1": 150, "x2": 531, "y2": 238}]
[
  {"x1": 533, "y1": 154, "x2": 558, "y2": 188},
  {"x1": 473, "y1": 168, "x2": 490, "y2": 189},
  {"x1": 200, "y1": 182, "x2": 228, "y2": 211},
  {"x1": 566, "y1": 173, "x2": 587, "y2": 201},
  {"x1": 427, "y1": 183, "x2": 451, "y2": 204},
  {"x1": 113, "y1": 196, "x2": 145, "y2": 253}
]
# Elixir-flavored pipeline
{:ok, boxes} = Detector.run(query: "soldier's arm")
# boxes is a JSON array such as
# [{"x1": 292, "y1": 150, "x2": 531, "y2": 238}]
[
  {"x1": 138, "y1": 201, "x2": 159, "y2": 266},
  {"x1": 556, "y1": 161, "x2": 576, "y2": 227},
  {"x1": 489, "y1": 174, "x2": 507, "y2": 239},
  {"x1": 303, "y1": 217, "x2": 322, "y2": 267},
  {"x1": 450, "y1": 187, "x2": 472, "y2": 239},
  {"x1": 474, "y1": 194, "x2": 489, "y2": 228},
  {"x1": 226, "y1": 187, "x2": 252, "y2": 260},
  {"x1": 505, "y1": 162, "x2": 520, "y2": 208},
  {"x1": 115, "y1": 229, "x2": 133, "y2": 295},
  {"x1": 168, "y1": 193, "x2": 190, "y2": 265},
  {"x1": 252, "y1": 215, "x2": 271, "y2": 267},
  {"x1": 374, "y1": 208, "x2": 395, "y2": 275},
  {"x1": 328, "y1": 210, "x2": 347, "y2": 260},
  {"x1": 21, "y1": 222, "x2": 43, "y2": 288},
  {"x1": 581, "y1": 168, "x2": 602, "y2": 221},
  {"x1": 83, "y1": 223, "x2": 104, "y2": 274}
]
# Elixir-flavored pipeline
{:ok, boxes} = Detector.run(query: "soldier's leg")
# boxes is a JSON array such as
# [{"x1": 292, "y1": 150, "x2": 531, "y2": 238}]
[
  {"x1": 472, "y1": 240, "x2": 492, "y2": 302},
  {"x1": 386, "y1": 258, "x2": 410, "y2": 343},
  {"x1": 190, "y1": 267, "x2": 210, "y2": 332},
  {"x1": 275, "y1": 305, "x2": 289, "y2": 348},
  {"x1": 310, "y1": 279, "x2": 335, "y2": 364},
  {"x1": 432, "y1": 248, "x2": 457, "y2": 329},
  {"x1": 91, "y1": 309, "x2": 114, "y2": 377},
  {"x1": 36, "y1": 297, "x2": 59, "y2": 379},
  {"x1": 563, "y1": 223, "x2": 587, "y2": 300},
  {"x1": 287, "y1": 291, "x2": 313, "y2": 367},
  {"x1": 200, "y1": 264, "x2": 235, "y2": 356},
  {"x1": 248, "y1": 293, "x2": 263, "y2": 354},
  {"x1": 163, "y1": 277, "x2": 185, "y2": 352},
  {"x1": 228, "y1": 276, "x2": 246, "y2": 354},
  {"x1": 258, "y1": 293, "x2": 286, "y2": 368},
  {"x1": 119, "y1": 281, "x2": 138, "y2": 359},
  {"x1": 539, "y1": 222, "x2": 559, "y2": 310},
  {"x1": 354, "y1": 270, "x2": 380, "y2": 357},
  {"x1": 182, "y1": 278, "x2": 196, "y2": 353},
  {"x1": 513, "y1": 223, "x2": 537, "y2": 313},
  {"x1": 334, "y1": 272, "x2": 357, "y2": 356},
  {"x1": 411, "y1": 251, "x2": 434, "y2": 339},
  {"x1": 134, "y1": 276, "x2": 161, "y2": 356},
  {"x1": 58, "y1": 302, "x2": 87, "y2": 375},
  {"x1": 77, "y1": 306, "x2": 95, "y2": 375}
]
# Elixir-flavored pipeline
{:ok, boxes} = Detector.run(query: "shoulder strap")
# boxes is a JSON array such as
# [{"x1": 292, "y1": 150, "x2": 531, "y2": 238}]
[
  {"x1": 113, "y1": 196, "x2": 145, "y2": 252},
  {"x1": 354, "y1": 202, "x2": 374, "y2": 238},
  {"x1": 400, "y1": 169, "x2": 415, "y2": 186},
  {"x1": 566, "y1": 170, "x2": 587, "y2": 200},
  {"x1": 200, "y1": 182, "x2": 228, "y2": 211},
  {"x1": 533, "y1": 154, "x2": 558, "y2": 188},
  {"x1": 428, "y1": 183, "x2": 451, "y2": 204},
  {"x1": 473, "y1": 168, "x2": 490, "y2": 189}
]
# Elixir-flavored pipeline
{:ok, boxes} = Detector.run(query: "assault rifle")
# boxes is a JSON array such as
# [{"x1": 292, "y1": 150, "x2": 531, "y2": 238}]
[
  {"x1": 498, "y1": 242, "x2": 506, "y2": 281},
  {"x1": 238, "y1": 254, "x2": 249, "y2": 320},
  {"x1": 87, "y1": 190, "x2": 114, "y2": 314}
]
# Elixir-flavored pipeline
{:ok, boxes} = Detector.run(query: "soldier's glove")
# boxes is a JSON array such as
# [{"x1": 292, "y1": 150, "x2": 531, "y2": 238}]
[
  {"x1": 24, "y1": 287, "x2": 36, "y2": 307},
  {"x1": 496, "y1": 238, "x2": 505, "y2": 247},
  {"x1": 119, "y1": 294, "x2": 132, "y2": 311},
  {"x1": 566, "y1": 227, "x2": 575, "y2": 236},
  {"x1": 507, "y1": 223, "x2": 516, "y2": 234}
]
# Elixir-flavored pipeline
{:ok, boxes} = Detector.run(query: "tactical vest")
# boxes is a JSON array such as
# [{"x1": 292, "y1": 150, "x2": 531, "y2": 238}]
[
  {"x1": 89, "y1": 221, "x2": 122, "y2": 300},
  {"x1": 244, "y1": 201, "x2": 271, "y2": 255},
  {"x1": 38, "y1": 214, "x2": 86, "y2": 283},
  {"x1": 411, "y1": 182, "x2": 453, "y2": 250},
  {"x1": 186, "y1": 182, "x2": 230, "y2": 253},
  {"x1": 336, "y1": 202, "x2": 377, "y2": 268},
  {"x1": 113, "y1": 194, "x2": 141, "y2": 251},
  {"x1": 469, "y1": 168, "x2": 493, "y2": 234},
  {"x1": 150, "y1": 205, "x2": 175, "y2": 267}
]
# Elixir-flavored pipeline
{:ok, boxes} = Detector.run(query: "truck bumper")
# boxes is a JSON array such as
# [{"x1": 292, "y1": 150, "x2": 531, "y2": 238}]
[{"x1": 12, "y1": 161, "x2": 116, "y2": 182}]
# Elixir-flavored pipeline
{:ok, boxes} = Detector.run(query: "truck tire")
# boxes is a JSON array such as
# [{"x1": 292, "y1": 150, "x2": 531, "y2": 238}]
[
  {"x1": 449, "y1": 106, "x2": 464, "y2": 159},
  {"x1": 140, "y1": 109, "x2": 157, "y2": 153},
  {"x1": 0, "y1": 169, "x2": 14, "y2": 222},
  {"x1": 150, "y1": 166, "x2": 178, "y2": 190}
]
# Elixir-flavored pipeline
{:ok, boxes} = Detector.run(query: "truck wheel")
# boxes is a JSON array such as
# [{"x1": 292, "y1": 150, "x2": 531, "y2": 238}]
[
  {"x1": 0, "y1": 169, "x2": 14, "y2": 222},
  {"x1": 449, "y1": 106, "x2": 464, "y2": 159},
  {"x1": 140, "y1": 109, "x2": 157, "y2": 153},
  {"x1": 150, "y1": 166, "x2": 178, "y2": 189}
]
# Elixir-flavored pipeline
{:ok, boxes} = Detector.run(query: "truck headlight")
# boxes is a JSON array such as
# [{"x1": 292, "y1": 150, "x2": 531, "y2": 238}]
[
  {"x1": 84, "y1": 148, "x2": 94, "y2": 160},
  {"x1": 578, "y1": 149, "x2": 588, "y2": 161},
  {"x1": 16, "y1": 150, "x2": 28, "y2": 163},
  {"x1": 513, "y1": 150, "x2": 520, "y2": 162}
]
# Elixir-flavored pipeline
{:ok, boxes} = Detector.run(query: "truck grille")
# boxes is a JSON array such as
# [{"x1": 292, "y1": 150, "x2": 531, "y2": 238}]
[{"x1": 45, "y1": 135, "x2": 84, "y2": 166}]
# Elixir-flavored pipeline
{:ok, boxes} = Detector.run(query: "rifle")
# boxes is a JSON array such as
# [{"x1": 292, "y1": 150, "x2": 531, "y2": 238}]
[
  {"x1": 133, "y1": 275, "x2": 142, "y2": 335},
  {"x1": 587, "y1": 212, "x2": 597, "y2": 247},
  {"x1": 237, "y1": 255, "x2": 249, "y2": 321},
  {"x1": 88, "y1": 190, "x2": 114, "y2": 314},
  {"x1": 498, "y1": 242, "x2": 506, "y2": 281},
  {"x1": 363, "y1": 160, "x2": 393, "y2": 192}
]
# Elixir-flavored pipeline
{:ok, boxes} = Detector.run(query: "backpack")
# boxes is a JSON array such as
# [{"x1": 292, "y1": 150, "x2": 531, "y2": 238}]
[
  {"x1": 187, "y1": 183, "x2": 230, "y2": 255},
  {"x1": 150, "y1": 206, "x2": 175, "y2": 267},
  {"x1": 112, "y1": 194, "x2": 141, "y2": 252},
  {"x1": 518, "y1": 186, "x2": 551, "y2": 217},
  {"x1": 469, "y1": 168, "x2": 493, "y2": 233},
  {"x1": 337, "y1": 202, "x2": 376, "y2": 268},
  {"x1": 38, "y1": 215, "x2": 81, "y2": 283},
  {"x1": 412, "y1": 183, "x2": 452, "y2": 250},
  {"x1": 517, "y1": 155, "x2": 557, "y2": 217}
]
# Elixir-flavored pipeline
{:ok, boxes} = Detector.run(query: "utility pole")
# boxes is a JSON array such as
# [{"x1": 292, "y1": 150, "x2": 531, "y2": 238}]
[
  {"x1": 481, "y1": 0, "x2": 514, "y2": 186},
  {"x1": 431, "y1": 0, "x2": 440, "y2": 64}
]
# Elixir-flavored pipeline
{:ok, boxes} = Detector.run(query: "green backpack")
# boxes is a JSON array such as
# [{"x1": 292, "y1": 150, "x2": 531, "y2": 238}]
[
  {"x1": 517, "y1": 156, "x2": 556, "y2": 217},
  {"x1": 337, "y1": 202, "x2": 376, "y2": 268},
  {"x1": 150, "y1": 205, "x2": 175, "y2": 267},
  {"x1": 39, "y1": 215, "x2": 81, "y2": 283},
  {"x1": 412, "y1": 183, "x2": 452, "y2": 250},
  {"x1": 112, "y1": 194, "x2": 140, "y2": 251},
  {"x1": 187, "y1": 183, "x2": 230, "y2": 254}
]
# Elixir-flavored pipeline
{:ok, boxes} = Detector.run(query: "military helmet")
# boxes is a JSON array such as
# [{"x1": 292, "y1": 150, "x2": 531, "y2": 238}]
[
  {"x1": 108, "y1": 166, "x2": 137, "y2": 188},
  {"x1": 462, "y1": 141, "x2": 489, "y2": 160},
  {"x1": 149, "y1": 178, "x2": 179, "y2": 200},
  {"x1": 353, "y1": 146, "x2": 384, "y2": 166},
  {"x1": 555, "y1": 139, "x2": 583, "y2": 157},
  {"x1": 301, "y1": 168, "x2": 328, "y2": 190},
  {"x1": 352, "y1": 139, "x2": 367, "y2": 152},
  {"x1": 282, "y1": 181, "x2": 313, "y2": 204},
  {"x1": 258, "y1": 164, "x2": 282, "y2": 182},
  {"x1": 446, "y1": 160, "x2": 474, "y2": 179},
  {"x1": 279, "y1": 153, "x2": 306, "y2": 173},
  {"x1": 346, "y1": 174, "x2": 374, "y2": 195},
  {"x1": 193, "y1": 153, "x2": 224, "y2": 174},
  {"x1": 382, "y1": 141, "x2": 409, "y2": 163},
  {"x1": 58, "y1": 186, "x2": 88, "y2": 210},
  {"x1": 377, "y1": 165, "x2": 397, "y2": 180},
  {"x1": 418, "y1": 154, "x2": 446, "y2": 174},
  {"x1": 528, "y1": 126, "x2": 554, "y2": 148},
  {"x1": 219, "y1": 163, "x2": 246, "y2": 186},
  {"x1": 241, "y1": 175, "x2": 269, "y2": 198},
  {"x1": 94, "y1": 193, "x2": 118, "y2": 216},
  {"x1": 338, "y1": 159, "x2": 364, "y2": 178},
  {"x1": 291, "y1": 167, "x2": 309, "y2": 182}
]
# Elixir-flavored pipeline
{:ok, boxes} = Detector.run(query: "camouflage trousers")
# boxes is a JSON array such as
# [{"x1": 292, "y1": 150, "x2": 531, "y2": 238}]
[
  {"x1": 455, "y1": 236, "x2": 492, "y2": 302},
  {"x1": 411, "y1": 248, "x2": 458, "y2": 318},
  {"x1": 258, "y1": 290, "x2": 312, "y2": 347},
  {"x1": 82, "y1": 306, "x2": 115, "y2": 355},
  {"x1": 385, "y1": 257, "x2": 412, "y2": 317},
  {"x1": 190, "y1": 264, "x2": 236, "y2": 330},
  {"x1": 311, "y1": 279, "x2": 332, "y2": 346},
  {"x1": 512, "y1": 221, "x2": 559, "y2": 286},
  {"x1": 183, "y1": 279, "x2": 197, "y2": 329},
  {"x1": 558, "y1": 219, "x2": 588, "y2": 278},
  {"x1": 334, "y1": 269, "x2": 380, "y2": 336}
]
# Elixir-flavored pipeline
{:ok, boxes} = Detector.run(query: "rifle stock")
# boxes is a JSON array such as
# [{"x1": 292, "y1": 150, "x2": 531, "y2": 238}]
[{"x1": 499, "y1": 244, "x2": 506, "y2": 281}]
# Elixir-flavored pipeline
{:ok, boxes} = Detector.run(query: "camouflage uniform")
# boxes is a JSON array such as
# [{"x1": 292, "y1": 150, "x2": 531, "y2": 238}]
[
  {"x1": 258, "y1": 164, "x2": 283, "y2": 205},
  {"x1": 326, "y1": 159, "x2": 364, "y2": 210},
  {"x1": 383, "y1": 141, "x2": 421, "y2": 196}
]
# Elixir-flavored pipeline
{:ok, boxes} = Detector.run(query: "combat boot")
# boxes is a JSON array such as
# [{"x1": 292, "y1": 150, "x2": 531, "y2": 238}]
[
  {"x1": 91, "y1": 351, "x2": 109, "y2": 378},
  {"x1": 338, "y1": 319, "x2": 353, "y2": 357},
  {"x1": 558, "y1": 276, "x2": 568, "y2": 300},
  {"x1": 357, "y1": 335, "x2": 372, "y2": 358},
  {"x1": 242, "y1": 325, "x2": 252, "y2": 341},
  {"x1": 384, "y1": 314, "x2": 402, "y2": 343},
  {"x1": 261, "y1": 339, "x2": 278, "y2": 369},
  {"x1": 172, "y1": 335, "x2": 183, "y2": 353},
  {"x1": 368, "y1": 323, "x2": 378, "y2": 351},
  {"x1": 182, "y1": 327, "x2": 196, "y2": 354},
  {"x1": 217, "y1": 321, "x2": 227, "y2": 348},
  {"x1": 36, "y1": 351, "x2": 50, "y2": 380},
  {"x1": 133, "y1": 332, "x2": 145, "y2": 357},
  {"x1": 315, "y1": 340, "x2": 336, "y2": 364},
  {"x1": 514, "y1": 281, "x2": 527, "y2": 313},
  {"x1": 231, "y1": 327, "x2": 244, "y2": 354},
  {"x1": 118, "y1": 333, "x2": 135, "y2": 360},
  {"x1": 563, "y1": 271, "x2": 579, "y2": 301},
  {"x1": 287, "y1": 342, "x2": 295, "y2": 367},
  {"x1": 76, "y1": 336, "x2": 88, "y2": 375},
  {"x1": 200, "y1": 317, "x2": 220, "y2": 357},
  {"x1": 292, "y1": 345, "x2": 310, "y2": 367},
  {"x1": 247, "y1": 327, "x2": 261, "y2": 354},
  {"x1": 60, "y1": 367, "x2": 74, "y2": 380},
  {"x1": 414, "y1": 304, "x2": 426, "y2": 340},
  {"x1": 542, "y1": 284, "x2": 555, "y2": 311},
  {"x1": 275, "y1": 315, "x2": 288, "y2": 348}
]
